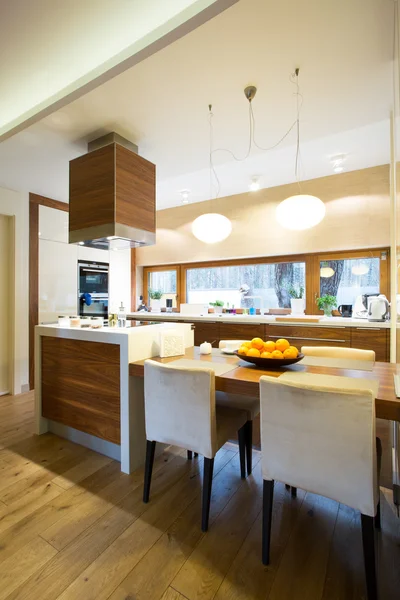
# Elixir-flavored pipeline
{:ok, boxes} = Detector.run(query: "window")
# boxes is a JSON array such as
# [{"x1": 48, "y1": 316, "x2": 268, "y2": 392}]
[
  {"x1": 145, "y1": 267, "x2": 180, "y2": 308},
  {"x1": 319, "y1": 257, "x2": 381, "y2": 307},
  {"x1": 186, "y1": 261, "x2": 306, "y2": 311}
]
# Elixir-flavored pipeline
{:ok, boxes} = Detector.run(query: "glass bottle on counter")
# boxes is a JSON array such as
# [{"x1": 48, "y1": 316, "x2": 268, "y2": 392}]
[{"x1": 118, "y1": 302, "x2": 127, "y2": 328}]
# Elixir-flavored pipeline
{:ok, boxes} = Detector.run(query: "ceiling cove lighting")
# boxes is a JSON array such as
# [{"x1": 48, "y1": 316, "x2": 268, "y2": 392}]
[
  {"x1": 192, "y1": 105, "x2": 232, "y2": 244},
  {"x1": 276, "y1": 69, "x2": 325, "y2": 230}
]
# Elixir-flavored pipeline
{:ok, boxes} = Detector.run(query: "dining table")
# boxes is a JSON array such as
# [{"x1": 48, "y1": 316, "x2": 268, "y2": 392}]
[{"x1": 129, "y1": 346, "x2": 400, "y2": 509}]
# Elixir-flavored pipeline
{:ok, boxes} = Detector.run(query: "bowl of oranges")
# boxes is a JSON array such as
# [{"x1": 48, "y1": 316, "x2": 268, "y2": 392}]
[{"x1": 234, "y1": 338, "x2": 304, "y2": 368}]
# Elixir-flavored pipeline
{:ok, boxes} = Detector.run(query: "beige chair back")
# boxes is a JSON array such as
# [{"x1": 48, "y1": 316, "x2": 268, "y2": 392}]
[
  {"x1": 301, "y1": 346, "x2": 375, "y2": 362},
  {"x1": 259, "y1": 376, "x2": 378, "y2": 516},
  {"x1": 144, "y1": 359, "x2": 217, "y2": 458}
]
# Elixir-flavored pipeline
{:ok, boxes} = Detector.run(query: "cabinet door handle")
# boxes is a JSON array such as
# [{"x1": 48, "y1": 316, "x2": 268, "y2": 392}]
[
  {"x1": 356, "y1": 327, "x2": 381, "y2": 331},
  {"x1": 268, "y1": 335, "x2": 346, "y2": 343}
]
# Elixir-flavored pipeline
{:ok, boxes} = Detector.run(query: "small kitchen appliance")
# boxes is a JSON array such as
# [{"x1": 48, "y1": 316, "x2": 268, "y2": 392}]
[
  {"x1": 354, "y1": 293, "x2": 388, "y2": 320},
  {"x1": 367, "y1": 295, "x2": 389, "y2": 322},
  {"x1": 338, "y1": 304, "x2": 353, "y2": 318}
]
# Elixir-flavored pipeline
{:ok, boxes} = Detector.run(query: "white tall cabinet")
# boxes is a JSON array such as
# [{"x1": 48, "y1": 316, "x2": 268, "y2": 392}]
[{"x1": 38, "y1": 206, "x2": 131, "y2": 323}]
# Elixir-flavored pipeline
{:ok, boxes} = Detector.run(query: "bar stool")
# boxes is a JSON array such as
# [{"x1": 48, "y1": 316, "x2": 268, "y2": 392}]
[
  {"x1": 143, "y1": 359, "x2": 248, "y2": 531},
  {"x1": 259, "y1": 375, "x2": 381, "y2": 600}
]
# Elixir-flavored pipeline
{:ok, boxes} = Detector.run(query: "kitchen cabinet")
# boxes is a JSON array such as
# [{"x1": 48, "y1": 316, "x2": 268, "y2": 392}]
[
  {"x1": 265, "y1": 324, "x2": 351, "y2": 350},
  {"x1": 350, "y1": 327, "x2": 388, "y2": 362},
  {"x1": 188, "y1": 322, "x2": 220, "y2": 347},
  {"x1": 219, "y1": 322, "x2": 265, "y2": 343}
]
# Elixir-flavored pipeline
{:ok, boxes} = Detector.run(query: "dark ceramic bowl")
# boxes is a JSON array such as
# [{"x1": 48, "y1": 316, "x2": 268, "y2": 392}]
[{"x1": 234, "y1": 351, "x2": 305, "y2": 369}]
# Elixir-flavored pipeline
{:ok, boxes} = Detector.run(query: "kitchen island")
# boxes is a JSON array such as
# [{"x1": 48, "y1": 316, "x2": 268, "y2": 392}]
[{"x1": 35, "y1": 321, "x2": 194, "y2": 473}]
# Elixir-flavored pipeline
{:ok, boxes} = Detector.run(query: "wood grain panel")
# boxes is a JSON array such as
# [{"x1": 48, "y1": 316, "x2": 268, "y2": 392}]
[
  {"x1": 351, "y1": 327, "x2": 388, "y2": 362},
  {"x1": 29, "y1": 193, "x2": 69, "y2": 212},
  {"x1": 190, "y1": 322, "x2": 220, "y2": 347},
  {"x1": 219, "y1": 322, "x2": 265, "y2": 343},
  {"x1": 69, "y1": 144, "x2": 115, "y2": 232},
  {"x1": 29, "y1": 201, "x2": 39, "y2": 391},
  {"x1": 115, "y1": 144, "x2": 155, "y2": 233},
  {"x1": 265, "y1": 325, "x2": 351, "y2": 342},
  {"x1": 41, "y1": 337, "x2": 120, "y2": 444}
]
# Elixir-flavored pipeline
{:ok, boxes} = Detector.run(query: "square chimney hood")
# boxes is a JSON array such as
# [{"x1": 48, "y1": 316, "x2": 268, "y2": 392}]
[{"x1": 69, "y1": 133, "x2": 156, "y2": 249}]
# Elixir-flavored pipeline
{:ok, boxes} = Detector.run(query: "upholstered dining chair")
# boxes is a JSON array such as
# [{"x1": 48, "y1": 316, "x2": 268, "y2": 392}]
[
  {"x1": 259, "y1": 375, "x2": 382, "y2": 600},
  {"x1": 301, "y1": 346, "x2": 376, "y2": 362},
  {"x1": 143, "y1": 359, "x2": 248, "y2": 531},
  {"x1": 217, "y1": 340, "x2": 261, "y2": 475}
]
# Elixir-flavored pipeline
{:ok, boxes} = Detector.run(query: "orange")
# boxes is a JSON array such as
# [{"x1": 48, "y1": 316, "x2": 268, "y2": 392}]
[
  {"x1": 261, "y1": 351, "x2": 272, "y2": 358},
  {"x1": 264, "y1": 340, "x2": 276, "y2": 353},
  {"x1": 251, "y1": 337, "x2": 264, "y2": 350},
  {"x1": 243, "y1": 341, "x2": 252, "y2": 348},
  {"x1": 283, "y1": 346, "x2": 298, "y2": 359},
  {"x1": 271, "y1": 350, "x2": 284, "y2": 359},
  {"x1": 275, "y1": 338, "x2": 290, "y2": 352},
  {"x1": 247, "y1": 347, "x2": 261, "y2": 357},
  {"x1": 238, "y1": 346, "x2": 248, "y2": 356}
]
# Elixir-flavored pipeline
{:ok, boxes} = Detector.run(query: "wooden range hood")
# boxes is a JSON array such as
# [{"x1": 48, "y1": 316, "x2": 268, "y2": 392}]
[{"x1": 69, "y1": 133, "x2": 156, "y2": 249}]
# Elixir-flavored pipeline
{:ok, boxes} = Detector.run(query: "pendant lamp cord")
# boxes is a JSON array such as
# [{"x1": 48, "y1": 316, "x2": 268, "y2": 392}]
[
  {"x1": 208, "y1": 105, "x2": 221, "y2": 201},
  {"x1": 290, "y1": 68, "x2": 303, "y2": 192}
]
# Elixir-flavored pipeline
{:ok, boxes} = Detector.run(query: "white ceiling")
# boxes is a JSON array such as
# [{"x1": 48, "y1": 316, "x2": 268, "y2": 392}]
[
  {"x1": 0, "y1": 0, "x2": 237, "y2": 138},
  {"x1": 0, "y1": 0, "x2": 394, "y2": 209}
]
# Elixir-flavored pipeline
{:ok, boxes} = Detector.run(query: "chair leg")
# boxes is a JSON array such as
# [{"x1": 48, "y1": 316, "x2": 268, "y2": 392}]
[
  {"x1": 262, "y1": 479, "x2": 274, "y2": 565},
  {"x1": 238, "y1": 424, "x2": 246, "y2": 479},
  {"x1": 202, "y1": 457, "x2": 214, "y2": 532},
  {"x1": 361, "y1": 513, "x2": 378, "y2": 600},
  {"x1": 143, "y1": 440, "x2": 156, "y2": 503},
  {"x1": 291, "y1": 486, "x2": 297, "y2": 498},
  {"x1": 374, "y1": 501, "x2": 381, "y2": 530},
  {"x1": 245, "y1": 420, "x2": 253, "y2": 475},
  {"x1": 194, "y1": 452, "x2": 198, "y2": 457},
  {"x1": 187, "y1": 450, "x2": 193, "y2": 460}
]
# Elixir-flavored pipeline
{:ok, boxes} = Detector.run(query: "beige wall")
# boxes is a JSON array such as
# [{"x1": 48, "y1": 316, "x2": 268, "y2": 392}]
[{"x1": 137, "y1": 165, "x2": 390, "y2": 267}]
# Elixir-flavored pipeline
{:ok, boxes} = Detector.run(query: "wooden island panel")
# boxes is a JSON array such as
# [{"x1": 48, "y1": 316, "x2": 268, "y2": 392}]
[{"x1": 41, "y1": 337, "x2": 121, "y2": 444}]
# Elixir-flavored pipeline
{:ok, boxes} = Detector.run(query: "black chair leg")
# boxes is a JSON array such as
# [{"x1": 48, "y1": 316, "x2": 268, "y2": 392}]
[
  {"x1": 374, "y1": 501, "x2": 381, "y2": 530},
  {"x1": 291, "y1": 486, "x2": 297, "y2": 498},
  {"x1": 245, "y1": 420, "x2": 253, "y2": 475},
  {"x1": 187, "y1": 450, "x2": 193, "y2": 460},
  {"x1": 238, "y1": 424, "x2": 246, "y2": 479},
  {"x1": 262, "y1": 479, "x2": 274, "y2": 565},
  {"x1": 202, "y1": 457, "x2": 214, "y2": 532},
  {"x1": 361, "y1": 513, "x2": 378, "y2": 600},
  {"x1": 143, "y1": 440, "x2": 156, "y2": 503},
  {"x1": 194, "y1": 452, "x2": 198, "y2": 457},
  {"x1": 285, "y1": 484, "x2": 290, "y2": 491}
]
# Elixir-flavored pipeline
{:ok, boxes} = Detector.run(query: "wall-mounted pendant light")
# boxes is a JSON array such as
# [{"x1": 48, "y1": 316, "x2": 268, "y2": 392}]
[
  {"x1": 192, "y1": 105, "x2": 232, "y2": 244},
  {"x1": 276, "y1": 69, "x2": 325, "y2": 230},
  {"x1": 352, "y1": 263, "x2": 369, "y2": 276},
  {"x1": 320, "y1": 265, "x2": 335, "y2": 278}
]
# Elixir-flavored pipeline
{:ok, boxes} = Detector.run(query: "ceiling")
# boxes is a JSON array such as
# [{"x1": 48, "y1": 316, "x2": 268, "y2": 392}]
[
  {"x1": 0, "y1": 0, "x2": 394, "y2": 209},
  {"x1": 0, "y1": 0, "x2": 237, "y2": 138}
]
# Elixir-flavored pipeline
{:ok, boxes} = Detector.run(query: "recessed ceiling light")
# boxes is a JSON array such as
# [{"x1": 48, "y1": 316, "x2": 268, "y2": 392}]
[
  {"x1": 333, "y1": 166, "x2": 344, "y2": 173},
  {"x1": 330, "y1": 154, "x2": 346, "y2": 173},
  {"x1": 78, "y1": 241, "x2": 84, "y2": 245},
  {"x1": 249, "y1": 177, "x2": 260, "y2": 192},
  {"x1": 180, "y1": 189, "x2": 190, "y2": 204}
]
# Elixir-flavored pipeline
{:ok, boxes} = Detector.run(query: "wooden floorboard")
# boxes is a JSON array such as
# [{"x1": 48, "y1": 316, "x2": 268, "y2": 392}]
[{"x1": 0, "y1": 391, "x2": 398, "y2": 600}]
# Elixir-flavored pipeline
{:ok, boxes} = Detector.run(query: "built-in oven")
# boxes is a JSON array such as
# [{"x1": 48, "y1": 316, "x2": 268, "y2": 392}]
[{"x1": 78, "y1": 261, "x2": 109, "y2": 319}]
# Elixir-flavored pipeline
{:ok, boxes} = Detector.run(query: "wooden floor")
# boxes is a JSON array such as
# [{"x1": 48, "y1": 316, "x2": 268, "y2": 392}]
[{"x1": 0, "y1": 393, "x2": 399, "y2": 600}]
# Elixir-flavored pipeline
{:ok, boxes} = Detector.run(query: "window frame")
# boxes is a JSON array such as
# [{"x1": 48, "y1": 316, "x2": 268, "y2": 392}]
[
  {"x1": 143, "y1": 265, "x2": 183, "y2": 309},
  {"x1": 141, "y1": 248, "x2": 389, "y2": 315}
]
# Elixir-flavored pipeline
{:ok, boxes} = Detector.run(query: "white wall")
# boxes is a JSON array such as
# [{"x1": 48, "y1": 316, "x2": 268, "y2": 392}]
[
  {"x1": 39, "y1": 206, "x2": 131, "y2": 322},
  {"x1": 0, "y1": 187, "x2": 29, "y2": 394}
]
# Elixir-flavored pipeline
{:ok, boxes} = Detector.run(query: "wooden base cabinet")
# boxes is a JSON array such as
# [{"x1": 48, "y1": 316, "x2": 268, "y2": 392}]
[{"x1": 350, "y1": 327, "x2": 388, "y2": 362}]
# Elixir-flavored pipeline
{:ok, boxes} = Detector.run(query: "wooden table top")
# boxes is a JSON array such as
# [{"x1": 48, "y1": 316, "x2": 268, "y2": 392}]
[{"x1": 129, "y1": 347, "x2": 400, "y2": 422}]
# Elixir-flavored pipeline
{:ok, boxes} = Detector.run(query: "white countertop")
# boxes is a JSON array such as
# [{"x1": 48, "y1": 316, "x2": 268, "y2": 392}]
[{"x1": 128, "y1": 312, "x2": 391, "y2": 329}]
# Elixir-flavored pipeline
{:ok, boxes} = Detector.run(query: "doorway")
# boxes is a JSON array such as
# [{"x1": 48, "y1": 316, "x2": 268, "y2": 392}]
[{"x1": 0, "y1": 214, "x2": 13, "y2": 395}]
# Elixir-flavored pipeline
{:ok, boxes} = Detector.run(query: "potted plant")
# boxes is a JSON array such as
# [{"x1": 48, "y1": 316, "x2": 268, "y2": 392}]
[
  {"x1": 288, "y1": 285, "x2": 305, "y2": 316},
  {"x1": 209, "y1": 300, "x2": 224, "y2": 314},
  {"x1": 148, "y1": 288, "x2": 163, "y2": 312},
  {"x1": 316, "y1": 294, "x2": 337, "y2": 317}
]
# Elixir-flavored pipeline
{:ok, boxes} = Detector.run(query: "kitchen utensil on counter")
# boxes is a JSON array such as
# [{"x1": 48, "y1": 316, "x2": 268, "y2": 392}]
[
  {"x1": 368, "y1": 295, "x2": 389, "y2": 322},
  {"x1": 118, "y1": 302, "x2": 127, "y2": 327},
  {"x1": 234, "y1": 351, "x2": 304, "y2": 368},
  {"x1": 338, "y1": 304, "x2": 353, "y2": 318}
]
